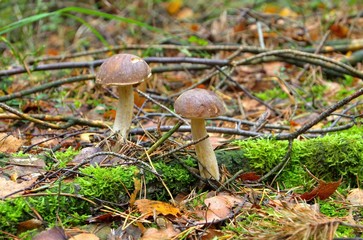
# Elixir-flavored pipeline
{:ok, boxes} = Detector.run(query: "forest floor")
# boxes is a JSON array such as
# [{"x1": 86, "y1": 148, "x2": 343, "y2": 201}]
[{"x1": 1, "y1": 1, "x2": 363, "y2": 239}]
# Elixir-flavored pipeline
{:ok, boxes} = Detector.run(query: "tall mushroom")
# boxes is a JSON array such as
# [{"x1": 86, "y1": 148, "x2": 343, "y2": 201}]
[
  {"x1": 174, "y1": 88, "x2": 225, "y2": 180},
  {"x1": 96, "y1": 54, "x2": 151, "y2": 141}
]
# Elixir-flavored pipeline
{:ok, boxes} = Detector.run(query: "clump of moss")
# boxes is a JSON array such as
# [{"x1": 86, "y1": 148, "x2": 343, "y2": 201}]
[
  {"x1": 75, "y1": 159, "x2": 197, "y2": 202},
  {"x1": 76, "y1": 165, "x2": 138, "y2": 203},
  {"x1": 0, "y1": 183, "x2": 90, "y2": 237},
  {"x1": 146, "y1": 159, "x2": 197, "y2": 199},
  {"x1": 234, "y1": 127, "x2": 363, "y2": 187}
]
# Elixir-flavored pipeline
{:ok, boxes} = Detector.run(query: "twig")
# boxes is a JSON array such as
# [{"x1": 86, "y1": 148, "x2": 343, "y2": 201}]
[
  {"x1": 234, "y1": 49, "x2": 363, "y2": 79},
  {"x1": 136, "y1": 89, "x2": 190, "y2": 126},
  {"x1": 0, "y1": 103, "x2": 61, "y2": 129},
  {"x1": 259, "y1": 139, "x2": 293, "y2": 184},
  {"x1": 153, "y1": 134, "x2": 209, "y2": 160},
  {"x1": 293, "y1": 30, "x2": 331, "y2": 82},
  {"x1": 215, "y1": 66, "x2": 280, "y2": 115},
  {"x1": 286, "y1": 87, "x2": 363, "y2": 139},
  {"x1": 140, "y1": 121, "x2": 183, "y2": 158},
  {"x1": 0, "y1": 75, "x2": 94, "y2": 102}
]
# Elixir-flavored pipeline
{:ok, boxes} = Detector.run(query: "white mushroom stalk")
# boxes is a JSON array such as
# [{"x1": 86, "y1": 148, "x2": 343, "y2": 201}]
[
  {"x1": 114, "y1": 85, "x2": 134, "y2": 139},
  {"x1": 191, "y1": 118, "x2": 220, "y2": 180}
]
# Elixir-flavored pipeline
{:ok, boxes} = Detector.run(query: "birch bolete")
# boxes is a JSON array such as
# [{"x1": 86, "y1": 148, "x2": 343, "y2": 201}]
[
  {"x1": 96, "y1": 54, "x2": 151, "y2": 140},
  {"x1": 174, "y1": 88, "x2": 225, "y2": 180}
]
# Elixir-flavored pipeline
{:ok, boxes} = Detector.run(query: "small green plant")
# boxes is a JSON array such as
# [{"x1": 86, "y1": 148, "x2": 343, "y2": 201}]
[{"x1": 48, "y1": 147, "x2": 79, "y2": 169}]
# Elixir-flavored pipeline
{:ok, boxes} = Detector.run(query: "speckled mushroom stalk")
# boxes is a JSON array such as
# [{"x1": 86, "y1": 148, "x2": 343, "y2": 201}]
[
  {"x1": 174, "y1": 88, "x2": 226, "y2": 180},
  {"x1": 96, "y1": 54, "x2": 151, "y2": 141}
]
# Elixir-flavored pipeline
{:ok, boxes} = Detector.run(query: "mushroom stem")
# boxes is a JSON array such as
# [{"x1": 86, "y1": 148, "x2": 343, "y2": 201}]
[
  {"x1": 114, "y1": 85, "x2": 134, "y2": 141},
  {"x1": 190, "y1": 118, "x2": 220, "y2": 180}
]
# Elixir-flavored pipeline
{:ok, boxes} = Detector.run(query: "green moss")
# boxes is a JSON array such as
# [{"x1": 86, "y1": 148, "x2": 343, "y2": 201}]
[
  {"x1": 76, "y1": 165, "x2": 138, "y2": 203},
  {"x1": 0, "y1": 183, "x2": 90, "y2": 237},
  {"x1": 0, "y1": 198, "x2": 30, "y2": 233},
  {"x1": 145, "y1": 159, "x2": 197, "y2": 199},
  {"x1": 233, "y1": 126, "x2": 363, "y2": 187},
  {"x1": 74, "y1": 159, "x2": 196, "y2": 202}
]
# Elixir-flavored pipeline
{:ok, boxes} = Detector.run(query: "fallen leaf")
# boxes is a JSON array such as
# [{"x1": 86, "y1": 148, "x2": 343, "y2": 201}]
[
  {"x1": 33, "y1": 226, "x2": 67, "y2": 240},
  {"x1": 141, "y1": 218, "x2": 180, "y2": 240},
  {"x1": 108, "y1": 224, "x2": 142, "y2": 240},
  {"x1": 279, "y1": 7, "x2": 298, "y2": 18},
  {"x1": 17, "y1": 219, "x2": 43, "y2": 233},
  {"x1": 0, "y1": 177, "x2": 37, "y2": 198},
  {"x1": 196, "y1": 194, "x2": 244, "y2": 223},
  {"x1": 71, "y1": 147, "x2": 104, "y2": 165},
  {"x1": 166, "y1": 0, "x2": 182, "y2": 15},
  {"x1": 69, "y1": 233, "x2": 99, "y2": 240},
  {"x1": 176, "y1": 8, "x2": 193, "y2": 20},
  {"x1": 330, "y1": 23, "x2": 349, "y2": 38},
  {"x1": 347, "y1": 188, "x2": 363, "y2": 205},
  {"x1": 0, "y1": 133, "x2": 24, "y2": 153},
  {"x1": 135, "y1": 199, "x2": 181, "y2": 218},
  {"x1": 300, "y1": 179, "x2": 342, "y2": 201},
  {"x1": 238, "y1": 172, "x2": 260, "y2": 181}
]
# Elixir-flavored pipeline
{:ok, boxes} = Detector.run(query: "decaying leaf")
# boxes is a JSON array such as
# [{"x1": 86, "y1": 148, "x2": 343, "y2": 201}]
[
  {"x1": 17, "y1": 219, "x2": 43, "y2": 233},
  {"x1": 0, "y1": 177, "x2": 37, "y2": 198},
  {"x1": 135, "y1": 199, "x2": 181, "y2": 218},
  {"x1": 108, "y1": 224, "x2": 142, "y2": 240},
  {"x1": 0, "y1": 133, "x2": 24, "y2": 153},
  {"x1": 69, "y1": 233, "x2": 99, "y2": 240},
  {"x1": 33, "y1": 226, "x2": 67, "y2": 240},
  {"x1": 300, "y1": 178, "x2": 342, "y2": 201},
  {"x1": 141, "y1": 218, "x2": 180, "y2": 240},
  {"x1": 238, "y1": 172, "x2": 260, "y2": 181},
  {"x1": 196, "y1": 193, "x2": 244, "y2": 223}
]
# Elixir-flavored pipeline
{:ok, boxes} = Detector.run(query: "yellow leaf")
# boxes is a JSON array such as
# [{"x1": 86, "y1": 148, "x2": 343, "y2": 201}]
[
  {"x1": 135, "y1": 199, "x2": 181, "y2": 218},
  {"x1": 166, "y1": 0, "x2": 182, "y2": 15},
  {"x1": 279, "y1": 7, "x2": 298, "y2": 18}
]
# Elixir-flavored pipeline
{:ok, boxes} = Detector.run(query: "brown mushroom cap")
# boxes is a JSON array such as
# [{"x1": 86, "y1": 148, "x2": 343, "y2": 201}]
[
  {"x1": 174, "y1": 88, "x2": 226, "y2": 119},
  {"x1": 96, "y1": 54, "x2": 151, "y2": 86}
]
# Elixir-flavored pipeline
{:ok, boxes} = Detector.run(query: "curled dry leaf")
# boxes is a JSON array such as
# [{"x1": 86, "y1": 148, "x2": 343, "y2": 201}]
[
  {"x1": 300, "y1": 178, "x2": 342, "y2": 201},
  {"x1": 141, "y1": 218, "x2": 180, "y2": 240}
]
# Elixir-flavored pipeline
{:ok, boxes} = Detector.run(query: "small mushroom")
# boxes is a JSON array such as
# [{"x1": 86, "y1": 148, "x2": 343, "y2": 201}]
[
  {"x1": 174, "y1": 88, "x2": 225, "y2": 180},
  {"x1": 96, "y1": 54, "x2": 151, "y2": 140}
]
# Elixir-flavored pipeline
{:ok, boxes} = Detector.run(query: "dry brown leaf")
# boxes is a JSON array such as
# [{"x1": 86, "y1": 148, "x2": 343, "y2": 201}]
[
  {"x1": 330, "y1": 23, "x2": 349, "y2": 38},
  {"x1": 141, "y1": 226, "x2": 179, "y2": 240},
  {"x1": 17, "y1": 219, "x2": 43, "y2": 233},
  {"x1": 69, "y1": 233, "x2": 99, "y2": 240},
  {"x1": 0, "y1": 177, "x2": 37, "y2": 198},
  {"x1": 33, "y1": 227, "x2": 67, "y2": 240},
  {"x1": 135, "y1": 199, "x2": 181, "y2": 218},
  {"x1": 347, "y1": 188, "x2": 363, "y2": 205},
  {"x1": 176, "y1": 8, "x2": 193, "y2": 20},
  {"x1": 238, "y1": 172, "x2": 260, "y2": 181},
  {"x1": 0, "y1": 133, "x2": 24, "y2": 153},
  {"x1": 196, "y1": 194, "x2": 244, "y2": 223},
  {"x1": 300, "y1": 179, "x2": 342, "y2": 201}
]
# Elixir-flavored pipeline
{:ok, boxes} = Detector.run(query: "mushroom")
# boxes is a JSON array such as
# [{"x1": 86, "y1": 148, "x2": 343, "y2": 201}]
[
  {"x1": 96, "y1": 54, "x2": 151, "y2": 140},
  {"x1": 174, "y1": 88, "x2": 226, "y2": 180}
]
